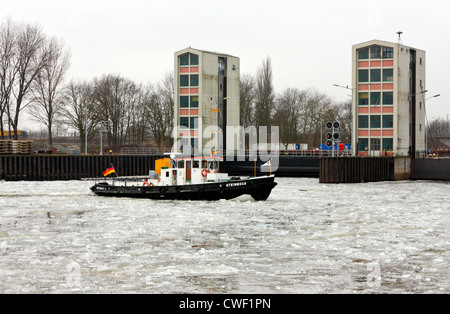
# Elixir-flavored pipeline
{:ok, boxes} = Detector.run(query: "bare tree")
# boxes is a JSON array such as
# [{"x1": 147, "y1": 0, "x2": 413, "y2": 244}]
[
  {"x1": 428, "y1": 117, "x2": 449, "y2": 137},
  {"x1": 299, "y1": 88, "x2": 334, "y2": 146},
  {"x1": 144, "y1": 73, "x2": 174, "y2": 149},
  {"x1": 273, "y1": 87, "x2": 304, "y2": 148},
  {"x1": 0, "y1": 18, "x2": 17, "y2": 139},
  {"x1": 333, "y1": 99, "x2": 352, "y2": 144},
  {"x1": 158, "y1": 72, "x2": 174, "y2": 148},
  {"x1": 255, "y1": 57, "x2": 275, "y2": 130},
  {"x1": 93, "y1": 74, "x2": 127, "y2": 146},
  {"x1": 239, "y1": 73, "x2": 256, "y2": 128},
  {"x1": 62, "y1": 80, "x2": 98, "y2": 153},
  {"x1": 7, "y1": 22, "x2": 50, "y2": 140},
  {"x1": 29, "y1": 37, "x2": 71, "y2": 145},
  {"x1": 126, "y1": 83, "x2": 147, "y2": 146}
]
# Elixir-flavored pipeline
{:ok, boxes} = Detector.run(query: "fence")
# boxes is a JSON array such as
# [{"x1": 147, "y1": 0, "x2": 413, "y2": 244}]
[
  {"x1": 320, "y1": 157, "x2": 394, "y2": 183},
  {"x1": 0, "y1": 155, "x2": 163, "y2": 181}
]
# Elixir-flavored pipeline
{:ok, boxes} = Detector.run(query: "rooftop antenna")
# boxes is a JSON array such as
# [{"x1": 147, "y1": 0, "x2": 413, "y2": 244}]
[{"x1": 397, "y1": 31, "x2": 403, "y2": 44}]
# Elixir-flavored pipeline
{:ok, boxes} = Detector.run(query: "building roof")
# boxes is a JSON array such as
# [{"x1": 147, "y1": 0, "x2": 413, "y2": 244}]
[
  {"x1": 353, "y1": 39, "x2": 424, "y2": 52},
  {"x1": 174, "y1": 47, "x2": 239, "y2": 58}
]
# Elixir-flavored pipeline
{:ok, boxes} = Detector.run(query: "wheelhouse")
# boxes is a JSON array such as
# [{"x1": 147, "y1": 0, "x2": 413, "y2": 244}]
[{"x1": 160, "y1": 156, "x2": 226, "y2": 185}]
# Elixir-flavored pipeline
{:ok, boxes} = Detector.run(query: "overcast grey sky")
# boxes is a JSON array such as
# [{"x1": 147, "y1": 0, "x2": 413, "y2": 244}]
[{"x1": 3, "y1": 0, "x2": 450, "y2": 123}]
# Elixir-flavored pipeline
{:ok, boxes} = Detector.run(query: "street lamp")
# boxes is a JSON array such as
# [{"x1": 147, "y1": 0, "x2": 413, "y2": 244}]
[
  {"x1": 425, "y1": 94, "x2": 441, "y2": 154},
  {"x1": 409, "y1": 90, "x2": 428, "y2": 100},
  {"x1": 99, "y1": 121, "x2": 108, "y2": 156},
  {"x1": 426, "y1": 94, "x2": 440, "y2": 101},
  {"x1": 333, "y1": 84, "x2": 354, "y2": 155},
  {"x1": 333, "y1": 84, "x2": 354, "y2": 91},
  {"x1": 408, "y1": 90, "x2": 429, "y2": 158},
  {"x1": 85, "y1": 85, "x2": 97, "y2": 155}
]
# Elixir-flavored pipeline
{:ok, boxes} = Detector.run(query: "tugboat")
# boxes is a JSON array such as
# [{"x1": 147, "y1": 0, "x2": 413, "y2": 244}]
[{"x1": 90, "y1": 155, "x2": 277, "y2": 201}]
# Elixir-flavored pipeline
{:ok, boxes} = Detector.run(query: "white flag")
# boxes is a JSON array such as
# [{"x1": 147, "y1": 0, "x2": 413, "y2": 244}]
[{"x1": 262, "y1": 160, "x2": 271, "y2": 167}]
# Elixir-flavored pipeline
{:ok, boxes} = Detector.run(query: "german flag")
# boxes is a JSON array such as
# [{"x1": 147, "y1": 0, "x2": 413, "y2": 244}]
[{"x1": 103, "y1": 167, "x2": 116, "y2": 177}]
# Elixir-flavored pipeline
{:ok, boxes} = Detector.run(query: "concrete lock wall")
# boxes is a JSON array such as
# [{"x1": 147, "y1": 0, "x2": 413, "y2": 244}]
[{"x1": 393, "y1": 157, "x2": 411, "y2": 180}]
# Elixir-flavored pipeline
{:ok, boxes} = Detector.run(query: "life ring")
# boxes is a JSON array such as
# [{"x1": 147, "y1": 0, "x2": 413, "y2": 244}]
[
  {"x1": 214, "y1": 169, "x2": 219, "y2": 174},
  {"x1": 201, "y1": 169, "x2": 209, "y2": 177},
  {"x1": 143, "y1": 179, "x2": 153, "y2": 187}
]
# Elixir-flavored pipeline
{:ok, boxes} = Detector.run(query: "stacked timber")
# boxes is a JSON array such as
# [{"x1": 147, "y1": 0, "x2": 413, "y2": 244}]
[
  {"x1": 0, "y1": 140, "x2": 33, "y2": 154},
  {"x1": 0, "y1": 140, "x2": 12, "y2": 154},
  {"x1": 15, "y1": 140, "x2": 33, "y2": 154}
]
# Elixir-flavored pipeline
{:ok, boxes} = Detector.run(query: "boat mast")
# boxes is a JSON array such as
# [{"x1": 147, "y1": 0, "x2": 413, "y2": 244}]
[{"x1": 206, "y1": 97, "x2": 220, "y2": 157}]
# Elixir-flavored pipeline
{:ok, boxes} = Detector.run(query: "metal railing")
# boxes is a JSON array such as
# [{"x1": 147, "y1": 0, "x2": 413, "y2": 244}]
[{"x1": 121, "y1": 147, "x2": 167, "y2": 155}]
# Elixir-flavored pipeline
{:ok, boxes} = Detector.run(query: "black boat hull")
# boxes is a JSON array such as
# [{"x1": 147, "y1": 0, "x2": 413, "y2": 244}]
[{"x1": 90, "y1": 175, "x2": 277, "y2": 201}]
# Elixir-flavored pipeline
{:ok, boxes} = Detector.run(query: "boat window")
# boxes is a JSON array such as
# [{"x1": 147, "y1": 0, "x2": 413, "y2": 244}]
[
  {"x1": 208, "y1": 161, "x2": 214, "y2": 170},
  {"x1": 213, "y1": 161, "x2": 219, "y2": 170},
  {"x1": 193, "y1": 160, "x2": 199, "y2": 168},
  {"x1": 177, "y1": 160, "x2": 184, "y2": 169},
  {"x1": 201, "y1": 160, "x2": 207, "y2": 169}
]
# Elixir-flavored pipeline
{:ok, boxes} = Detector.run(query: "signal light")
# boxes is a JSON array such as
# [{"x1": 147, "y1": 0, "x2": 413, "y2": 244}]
[
  {"x1": 326, "y1": 133, "x2": 333, "y2": 140},
  {"x1": 326, "y1": 121, "x2": 333, "y2": 129},
  {"x1": 326, "y1": 140, "x2": 333, "y2": 147},
  {"x1": 333, "y1": 121, "x2": 340, "y2": 129},
  {"x1": 333, "y1": 132, "x2": 340, "y2": 140}
]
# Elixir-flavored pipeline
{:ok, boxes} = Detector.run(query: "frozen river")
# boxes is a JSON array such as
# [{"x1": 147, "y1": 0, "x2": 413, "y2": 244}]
[{"x1": 0, "y1": 178, "x2": 448, "y2": 294}]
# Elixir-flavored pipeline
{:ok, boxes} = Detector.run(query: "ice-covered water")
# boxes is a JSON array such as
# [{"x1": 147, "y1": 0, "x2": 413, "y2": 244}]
[{"x1": 0, "y1": 178, "x2": 448, "y2": 294}]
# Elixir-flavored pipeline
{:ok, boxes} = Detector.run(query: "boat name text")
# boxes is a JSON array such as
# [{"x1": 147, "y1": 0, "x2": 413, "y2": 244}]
[{"x1": 226, "y1": 182, "x2": 247, "y2": 187}]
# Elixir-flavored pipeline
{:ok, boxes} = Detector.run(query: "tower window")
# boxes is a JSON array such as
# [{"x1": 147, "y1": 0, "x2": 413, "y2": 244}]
[
  {"x1": 383, "y1": 115, "x2": 393, "y2": 128},
  {"x1": 370, "y1": 115, "x2": 381, "y2": 128},
  {"x1": 190, "y1": 117, "x2": 198, "y2": 130},
  {"x1": 180, "y1": 75, "x2": 189, "y2": 87},
  {"x1": 190, "y1": 54, "x2": 199, "y2": 65},
  {"x1": 370, "y1": 138, "x2": 381, "y2": 151},
  {"x1": 190, "y1": 74, "x2": 199, "y2": 87},
  {"x1": 358, "y1": 48, "x2": 369, "y2": 60},
  {"x1": 359, "y1": 69, "x2": 369, "y2": 83},
  {"x1": 371, "y1": 69, "x2": 381, "y2": 82},
  {"x1": 382, "y1": 47, "x2": 394, "y2": 59},
  {"x1": 371, "y1": 92, "x2": 381, "y2": 105},
  {"x1": 359, "y1": 93, "x2": 369, "y2": 105},
  {"x1": 180, "y1": 96, "x2": 189, "y2": 108},
  {"x1": 371, "y1": 46, "x2": 381, "y2": 59},
  {"x1": 190, "y1": 96, "x2": 199, "y2": 108},
  {"x1": 383, "y1": 92, "x2": 393, "y2": 105},
  {"x1": 180, "y1": 117, "x2": 189, "y2": 128},
  {"x1": 383, "y1": 69, "x2": 394, "y2": 82},
  {"x1": 383, "y1": 138, "x2": 393, "y2": 150},
  {"x1": 358, "y1": 115, "x2": 369, "y2": 128},
  {"x1": 180, "y1": 54, "x2": 189, "y2": 66},
  {"x1": 358, "y1": 138, "x2": 369, "y2": 152},
  {"x1": 180, "y1": 53, "x2": 199, "y2": 66}
]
